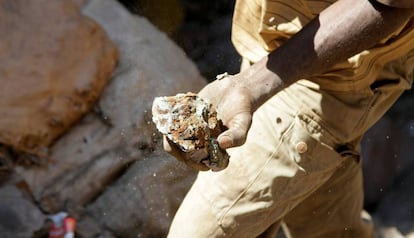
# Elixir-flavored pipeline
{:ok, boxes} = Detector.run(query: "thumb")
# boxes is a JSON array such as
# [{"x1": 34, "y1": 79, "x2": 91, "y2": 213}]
[{"x1": 217, "y1": 113, "x2": 252, "y2": 149}]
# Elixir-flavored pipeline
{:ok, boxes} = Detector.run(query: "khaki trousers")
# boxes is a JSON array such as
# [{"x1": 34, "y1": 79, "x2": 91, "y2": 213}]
[{"x1": 168, "y1": 57, "x2": 410, "y2": 237}]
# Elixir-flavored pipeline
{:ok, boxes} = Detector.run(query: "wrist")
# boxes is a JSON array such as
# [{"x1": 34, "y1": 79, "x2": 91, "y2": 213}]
[{"x1": 236, "y1": 56, "x2": 289, "y2": 111}]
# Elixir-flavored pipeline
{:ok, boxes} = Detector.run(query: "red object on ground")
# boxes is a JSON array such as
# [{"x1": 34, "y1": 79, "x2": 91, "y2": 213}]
[
  {"x1": 48, "y1": 222, "x2": 65, "y2": 238},
  {"x1": 48, "y1": 213, "x2": 76, "y2": 238},
  {"x1": 63, "y1": 216, "x2": 76, "y2": 237}
]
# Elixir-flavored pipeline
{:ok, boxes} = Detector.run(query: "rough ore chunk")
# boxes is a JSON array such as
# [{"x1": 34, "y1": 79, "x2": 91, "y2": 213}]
[{"x1": 152, "y1": 93, "x2": 229, "y2": 171}]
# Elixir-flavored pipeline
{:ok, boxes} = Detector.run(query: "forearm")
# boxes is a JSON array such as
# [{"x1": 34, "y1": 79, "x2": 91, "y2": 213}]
[{"x1": 238, "y1": 0, "x2": 414, "y2": 111}]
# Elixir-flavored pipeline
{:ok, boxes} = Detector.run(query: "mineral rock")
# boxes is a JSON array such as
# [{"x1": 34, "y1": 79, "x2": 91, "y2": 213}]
[{"x1": 152, "y1": 93, "x2": 229, "y2": 171}]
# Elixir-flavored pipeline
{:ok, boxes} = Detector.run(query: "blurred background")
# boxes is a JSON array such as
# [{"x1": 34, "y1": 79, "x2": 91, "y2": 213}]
[{"x1": 0, "y1": 0, "x2": 413, "y2": 237}]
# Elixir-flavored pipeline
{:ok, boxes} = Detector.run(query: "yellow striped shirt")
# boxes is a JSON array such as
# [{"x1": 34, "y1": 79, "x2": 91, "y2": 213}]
[{"x1": 232, "y1": 0, "x2": 414, "y2": 92}]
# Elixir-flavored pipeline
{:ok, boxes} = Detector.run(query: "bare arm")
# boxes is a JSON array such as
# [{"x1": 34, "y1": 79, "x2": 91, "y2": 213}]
[
  {"x1": 239, "y1": 0, "x2": 414, "y2": 111},
  {"x1": 165, "y1": 0, "x2": 414, "y2": 168}
]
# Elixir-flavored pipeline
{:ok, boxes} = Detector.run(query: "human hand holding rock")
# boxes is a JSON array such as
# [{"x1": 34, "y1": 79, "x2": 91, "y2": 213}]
[
  {"x1": 153, "y1": 73, "x2": 257, "y2": 171},
  {"x1": 152, "y1": 92, "x2": 230, "y2": 171}
]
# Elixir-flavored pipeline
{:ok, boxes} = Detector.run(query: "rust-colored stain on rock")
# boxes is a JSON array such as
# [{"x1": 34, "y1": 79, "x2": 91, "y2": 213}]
[{"x1": 152, "y1": 92, "x2": 229, "y2": 171}]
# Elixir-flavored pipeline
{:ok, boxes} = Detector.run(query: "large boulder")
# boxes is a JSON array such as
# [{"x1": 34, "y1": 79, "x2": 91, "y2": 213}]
[
  {"x1": 0, "y1": 0, "x2": 118, "y2": 157},
  {"x1": 15, "y1": 0, "x2": 205, "y2": 236}
]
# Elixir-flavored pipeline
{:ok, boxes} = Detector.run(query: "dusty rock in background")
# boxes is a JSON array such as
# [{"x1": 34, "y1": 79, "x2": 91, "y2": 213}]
[
  {"x1": 0, "y1": 185, "x2": 45, "y2": 238},
  {"x1": 86, "y1": 150, "x2": 195, "y2": 238},
  {"x1": 79, "y1": 1, "x2": 204, "y2": 235},
  {"x1": 14, "y1": 0, "x2": 204, "y2": 237},
  {"x1": 0, "y1": 0, "x2": 118, "y2": 157}
]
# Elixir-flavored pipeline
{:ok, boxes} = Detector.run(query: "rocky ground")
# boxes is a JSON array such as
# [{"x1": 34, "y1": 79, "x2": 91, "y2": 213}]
[{"x1": 0, "y1": 0, "x2": 413, "y2": 237}]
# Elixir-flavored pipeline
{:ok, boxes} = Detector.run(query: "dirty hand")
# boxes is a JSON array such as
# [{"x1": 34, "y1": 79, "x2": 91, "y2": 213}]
[
  {"x1": 198, "y1": 74, "x2": 254, "y2": 149},
  {"x1": 163, "y1": 74, "x2": 254, "y2": 171}
]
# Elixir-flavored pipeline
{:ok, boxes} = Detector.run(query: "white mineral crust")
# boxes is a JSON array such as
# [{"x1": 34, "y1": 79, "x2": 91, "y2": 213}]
[{"x1": 151, "y1": 92, "x2": 229, "y2": 171}]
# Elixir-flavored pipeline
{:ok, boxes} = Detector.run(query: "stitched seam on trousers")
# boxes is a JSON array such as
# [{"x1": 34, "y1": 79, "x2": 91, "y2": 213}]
[{"x1": 218, "y1": 118, "x2": 297, "y2": 231}]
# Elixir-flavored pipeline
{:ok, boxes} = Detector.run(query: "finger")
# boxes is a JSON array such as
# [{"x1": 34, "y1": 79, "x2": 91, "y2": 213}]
[
  {"x1": 164, "y1": 136, "x2": 211, "y2": 171},
  {"x1": 188, "y1": 148, "x2": 209, "y2": 162},
  {"x1": 163, "y1": 136, "x2": 185, "y2": 162},
  {"x1": 185, "y1": 159, "x2": 210, "y2": 171},
  {"x1": 218, "y1": 112, "x2": 252, "y2": 149}
]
